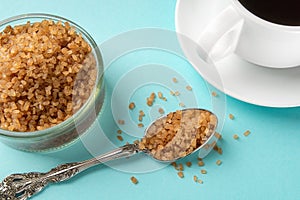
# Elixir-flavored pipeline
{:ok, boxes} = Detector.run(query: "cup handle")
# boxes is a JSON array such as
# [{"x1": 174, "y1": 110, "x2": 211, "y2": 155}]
[{"x1": 197, "y1": 6, "x2": 244, "y2": 63}]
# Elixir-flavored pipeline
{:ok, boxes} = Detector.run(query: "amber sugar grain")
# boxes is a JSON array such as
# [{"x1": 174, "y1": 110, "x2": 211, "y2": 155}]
[
  {"x1": 130, "y1": 176, "x2": 138, "y2": 184},
  {"x1": 0, "y1": 20, "x2": 96, "y2": 132}
]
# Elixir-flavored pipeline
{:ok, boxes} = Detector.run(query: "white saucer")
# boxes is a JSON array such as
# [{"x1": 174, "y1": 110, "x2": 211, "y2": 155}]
[{"x1": 175, "y1": 0, "x2": 300, "y2": 107}]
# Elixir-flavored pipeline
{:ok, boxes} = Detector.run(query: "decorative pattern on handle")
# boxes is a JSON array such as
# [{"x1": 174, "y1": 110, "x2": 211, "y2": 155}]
[{"x1": 0, "y1": 162, "x2": 80, "y2": 200}]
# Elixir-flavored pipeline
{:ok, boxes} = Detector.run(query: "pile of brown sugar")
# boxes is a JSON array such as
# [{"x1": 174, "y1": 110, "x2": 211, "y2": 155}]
[
  {"x1": 0, "y1": 20, "x2": 96, "y2": 132},
  {"x1": 138, "y1": 109, "x2": 217, "y2": 161}
]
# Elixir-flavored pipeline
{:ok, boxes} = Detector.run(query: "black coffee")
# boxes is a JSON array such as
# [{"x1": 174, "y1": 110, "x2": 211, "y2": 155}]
[{"x1": 238, "y1": 0, "x2": 300, "y2": 26}]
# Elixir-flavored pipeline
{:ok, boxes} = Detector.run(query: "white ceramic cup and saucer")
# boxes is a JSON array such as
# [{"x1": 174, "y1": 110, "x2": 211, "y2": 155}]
[{"x1": 176, "y1": 0, "x2": 300, "y2": 107}]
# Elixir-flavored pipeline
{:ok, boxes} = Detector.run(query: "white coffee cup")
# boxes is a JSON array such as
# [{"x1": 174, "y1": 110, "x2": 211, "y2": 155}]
[{"x1": 198, "y1": 0, "x2": 300, "y2": 68}]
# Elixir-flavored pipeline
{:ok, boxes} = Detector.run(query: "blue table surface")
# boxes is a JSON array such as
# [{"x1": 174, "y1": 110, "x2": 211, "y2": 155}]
[{"x1": 0, "y1": 1, "x2": 300, "y2": 200}]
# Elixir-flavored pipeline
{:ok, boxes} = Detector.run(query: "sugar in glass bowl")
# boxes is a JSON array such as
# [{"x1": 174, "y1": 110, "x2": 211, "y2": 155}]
[{"x1": 0, "y1": 13, "x2": 104, "y2": 152}]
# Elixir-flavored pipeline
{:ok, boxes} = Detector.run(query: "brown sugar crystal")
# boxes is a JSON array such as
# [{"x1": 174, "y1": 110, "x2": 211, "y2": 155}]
[
  {"x1": 146, "y1": 92, "x2": 156, "y2": 106},
  {"x1": 186, "y1": 161, "x2": 192, "y2": 167},
  {"x1": 244, "y1": 130, "x2": 251, "y2": 137},
  {"x1": 193, "y1": 175, "x2": 198, "y2": 182},
  {"x1": 177, "y1": 171, "x2": 184, "y2": 178},
  {"x1": 212, "y1": 91, "x2": 218, "y2": 97},
  {"x1": 172, "y1": 77, "x2": 178, "y2": 83},
  {"x1": 117, "y1": 135, "x2": 124, "y2": 141},
  {"x1": 216, "y1": 160, "x2": 222, "y2": 166},
  {"x1": 138, "y1": 110, "x2": 145, "y2": 122},
  {"x1": 171, "y1": 162, "x2": 177, "y2": 168},
  {"x1": 176, "y1": 163, "x2": 184, "y2": 171},
  {"x1": 214, "y1": 132, "x2": 222, "y2": 139},
  {"x1": 158, "y1": 108, "x2": 165, "y2": 114},
  {"x1": 213, "y1": 145, "x2": 223, "y2": 155},
  {"x1": 157, "y1": 92, "x2": 167, "y2": 101},
  {"x1": 179, "y1": 102, "x2": 185, "y2": 107},
  {"x1": 233, "y1": 134, "x2": 239, "y2": 140},
  {"x1": 129, "y1": 102, "x2": 135, "y2": 110},
  {"x1": 130, "y1": 176, "x2": 138, "y2": 184},
  {"x1": 138, "y1": 123, "x2": 144, "y2": 128},
  {"x1": 186, "y1": 85, "x2": 192, "y2": 91},
  {"x1": 158, "y1": 92, "x2": 163, "y2": 99},
  {"x1": 198, "y1": 161, "x2": 205, "y2": 167},
  {"x1": 118, "y1": 120, "x2": 125, "y2": 125}
]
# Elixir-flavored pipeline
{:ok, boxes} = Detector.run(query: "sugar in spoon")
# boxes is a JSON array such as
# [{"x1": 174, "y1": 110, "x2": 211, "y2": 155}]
[{"x1": 0, "y1": 108, "x2": 218, "y2": 200}]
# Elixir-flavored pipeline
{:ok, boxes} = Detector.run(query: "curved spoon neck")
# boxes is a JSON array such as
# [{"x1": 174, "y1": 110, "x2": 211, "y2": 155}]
[{"x1": 79, "y1": 143, "x2": 140, "y2": 170}]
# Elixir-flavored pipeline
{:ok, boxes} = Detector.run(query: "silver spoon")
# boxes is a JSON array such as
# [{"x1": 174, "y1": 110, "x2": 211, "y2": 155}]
[{"x1": 0, "y1": 108, "x2": 218, "y2": 200}]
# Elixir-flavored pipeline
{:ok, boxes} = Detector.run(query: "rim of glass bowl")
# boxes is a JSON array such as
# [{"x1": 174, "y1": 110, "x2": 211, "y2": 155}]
[{"x1": 0, "y1": 13, "x2": 103, "y2": 139}]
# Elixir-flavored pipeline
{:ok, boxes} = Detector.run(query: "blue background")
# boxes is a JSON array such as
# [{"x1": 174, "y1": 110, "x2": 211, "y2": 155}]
[{"x1": 0, "y1": 0, "x2": 299, "y2": 200}]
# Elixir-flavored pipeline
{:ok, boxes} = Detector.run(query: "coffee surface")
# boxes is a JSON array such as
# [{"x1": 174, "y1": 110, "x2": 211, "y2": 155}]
[{"x1": 238, "y1": 0, "x2": 300, "y2": 26}]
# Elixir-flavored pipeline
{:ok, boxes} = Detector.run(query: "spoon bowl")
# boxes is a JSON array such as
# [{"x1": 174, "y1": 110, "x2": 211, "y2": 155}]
[{"x1": 141, "y1": 108, "x2": 218, "y2": 162}]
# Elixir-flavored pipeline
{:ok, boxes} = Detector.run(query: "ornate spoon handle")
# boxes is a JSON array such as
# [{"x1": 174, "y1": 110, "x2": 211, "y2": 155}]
[{"x1": 0, "y1": 144, "x2": 139, "y2": 200}]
